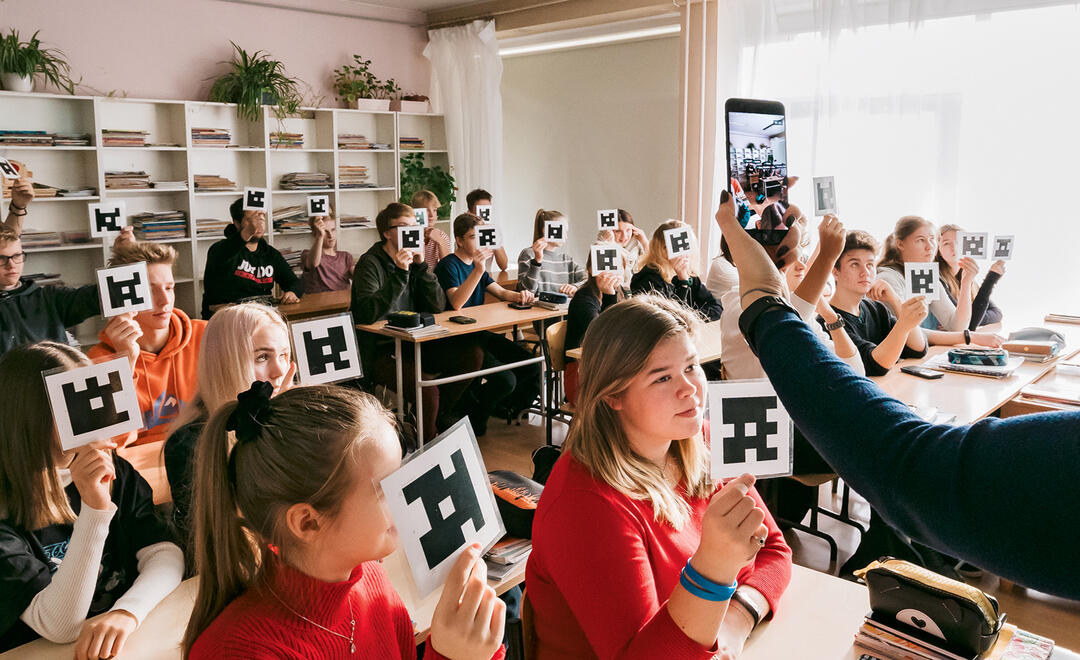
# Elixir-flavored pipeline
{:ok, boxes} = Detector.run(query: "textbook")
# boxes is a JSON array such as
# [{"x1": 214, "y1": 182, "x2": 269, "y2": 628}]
[{"x1": 381, "y1": 323, "x2": 449, "y2": 340}]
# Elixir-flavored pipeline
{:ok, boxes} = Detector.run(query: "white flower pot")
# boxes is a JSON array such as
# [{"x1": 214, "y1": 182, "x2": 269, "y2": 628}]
[
  {"x1": 1, "y1": 73, "x2": 34, "y2": 92},
  {"x1": 391, "y1": 100, "x2": 430, "y2": 113},
  {"x1": 354, "y1": 98, "x2": 391, "y2": 111}
]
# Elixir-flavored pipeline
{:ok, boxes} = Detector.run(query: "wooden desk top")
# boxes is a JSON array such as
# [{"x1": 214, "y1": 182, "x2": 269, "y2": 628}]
[
  {"x1": 356, "y1": 303, "x2": 565, "y2": 343},
  {"x1": 566, "y1": 319, "x2": 723, "y2": 363},
  {"x1": 275, "y1": 289, "x2": 350, "y2": 321}
]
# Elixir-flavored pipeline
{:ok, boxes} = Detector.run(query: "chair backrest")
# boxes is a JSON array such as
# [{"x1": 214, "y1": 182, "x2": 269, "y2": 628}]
[
  {"x1": 521, "y1": 588, "x2": 537, "y2": 660},
  {"x1": 545, "y1": 320, "x2": 568, "y2": 372}
]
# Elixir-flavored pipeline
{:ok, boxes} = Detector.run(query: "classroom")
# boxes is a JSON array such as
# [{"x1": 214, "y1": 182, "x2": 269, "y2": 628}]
[{"x1": 2, "y1": 1, "x2": 1079, "y2": 659}]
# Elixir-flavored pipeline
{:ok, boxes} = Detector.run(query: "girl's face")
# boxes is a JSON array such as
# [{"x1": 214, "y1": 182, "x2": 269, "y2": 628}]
[
  {"x1": 938, "y1": 230, "x2": 959, "y2": 268},
  {"x1": 784, "y1": 255, "x2": 808, "y2": 291},
  {"x1": 251, "y1": 323, "x2": 291, "y2": 393},
  {"x1": 898, "y1": 225, "x2": 936, "y2": 263}
]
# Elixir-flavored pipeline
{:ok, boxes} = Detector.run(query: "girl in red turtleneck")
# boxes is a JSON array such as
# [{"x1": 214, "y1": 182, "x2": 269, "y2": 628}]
[{"x1": 182, "y1": 382, "x2": 505, "y2": 660}]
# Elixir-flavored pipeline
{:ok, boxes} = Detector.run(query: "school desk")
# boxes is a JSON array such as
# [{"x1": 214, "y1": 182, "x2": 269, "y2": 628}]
[
  {"x1": 275, "y1": 288, "x2": 350, "y2": 321},
  {"x1": 356, "y1": 302, "x2": 566, "y2": 445},
  {"x1": 565, "y1": 318, "x2": 724, "y2": 363}
]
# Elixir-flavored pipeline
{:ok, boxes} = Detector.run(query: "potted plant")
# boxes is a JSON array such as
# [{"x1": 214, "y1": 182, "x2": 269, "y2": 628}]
[
  {"x1": 208, "y1": 42, "x2": 302, "y2": 122},
  {"x1": 0, "y1": 29, "x2": 76, "y2": 93},
  {"x1": 333, "y1": 55, "x2": 393, "y2": 111},
  {"x1": 391, "y1": 93, "x2": 430, "y2": 114},
  {"x1": 399, "y1": 153, "x2": 455, "y2": 218}
]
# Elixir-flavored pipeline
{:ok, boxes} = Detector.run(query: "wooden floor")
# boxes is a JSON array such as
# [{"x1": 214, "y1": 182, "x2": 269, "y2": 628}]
[{"x1": 478, "y1": 414, "x2": 1080, "y2": 651}]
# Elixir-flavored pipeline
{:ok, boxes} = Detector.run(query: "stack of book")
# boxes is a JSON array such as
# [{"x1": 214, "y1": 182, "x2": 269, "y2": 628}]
[
  {"x1": 269, "y1": 132, "x2": 303, "y2": 149},
  {"x1": 61, "y1": 230, "x2": 90, "y2": 244},
  {"x1": 338, "y1": 165, "x2": 371, "y2": 188},
  {"x1": 279, "y1": 172, "x2": 332, "y2": 190},
  {"x1": 195, "y1": 218, "x2": 231, "y2": 237},
  {"x1": 19, "y1": 228, "x2": 62, "y2": 249},
  {"x1": 272, "y1": 205, "x2": 308, "y2": 233},
  {"x1": 102, "y1": 129, "x2": 149, "y2": 147},
  {"x1": 194, "y1": 174, "x2": 237, "y2": 191},
  {"x1": 339, "y1": 214, "x2": 371, "y2": 229},
  {"x1": 29, "y1": 183, "x2": 59, "y2": 198},
  {"x1": 191, "y1": 128, "x2": 231, "y2": 146},
  {"x1": 483, "y1": 537, "x2": 532, "y2": 581},
  {"x1": 371, "y1": 141, "x2": 391, "y2": 150},
  {"x1": 381, "y1": 322, "x2": 448, "y2": 339},
  {"x1": 131, "y1": 210, "x2": 187, "y2": 240},
  {"x1": 0, "y1": 130, "x2": 52, "y2": 146},
  {"x1": 278, "y1": 247, "x2": 303, "y2": 272},
  {"x1": 57, "y1": 187, "x2": 97, "y2": 198},
  {"x1": 399, "y1": 137, "x2": 424, "y2": 150},
  {"x1": 52, "y1": 133, "x2": 91, "y2": 146},
  {"x1": 855, "y1": 616, "x2": 1053, "y2": 660},
  {"x1": 152, "y1": 180, "x2": 187, "y2": 190},
  {"x1": 105, "y1": 171, "x2": 151, "y2": 189},
  {"x1": 337, "y1": 134, "x2": 372, "y2": 149}
]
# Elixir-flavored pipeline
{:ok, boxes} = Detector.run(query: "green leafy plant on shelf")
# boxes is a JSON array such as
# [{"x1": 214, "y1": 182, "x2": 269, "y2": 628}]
[
  {"x1": 0, "y1": 29, "x2": 77, "y2": 93},
  {"x1": 208, "y1": 42, "x2": 302, "y2": 122},
  {"x1": 399, "y1": 153, "x2": 455, "y2": 219},
  {"x1": 333, "y1": 54, "x2": 401, "y2": 104}
]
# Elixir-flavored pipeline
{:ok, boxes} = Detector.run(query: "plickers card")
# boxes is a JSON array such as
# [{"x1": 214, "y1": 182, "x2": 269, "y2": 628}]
[
  {"x1": 476, "y1": 225, "x2": 501, "y2": 249},
  {"x1": 44, "y1": 356, "x2": 143, "y2": 451},
  {"x1": 398, "y1": 225, "x2": 424, "y2": 253},
  {"x1": 544, "y1": 220, "x2": 566, "y2": 243},
  {"x1": 379, "y1": 417, "x2": 505, "y2": 597},
  {"x1": 242, "y1": 186, "x2": 268, "y2": 211},
  {"x1": 905, "y1": 262, "x2": 941, "y2": 301},
  {"x1": 475, "y1": 204, "x2": 493, "y2": 223},
  {"x1": 812, "y1": 176, "x2": 837, "y2": 216},
  {"x1": 590, "y1": 243, "x2": 622, "y2": 273},
  {"x1": 597, "y1": 209, "x2": 619, "y2": 230},
  {"x1": 97, "y1": 261, "x2": 153, "y2": 317},
  {"x1": 289, "y1": 313, "x2": 363, "y2": 385},
  {"x1": 88, "y1": 201, "x2": 127, "y2": 237},
  {"x1": 663, "y1": 225, "x2": 694, "y2": 258},
  {"x1": 307, "y1": 195, "x2": 330, "y2": 217},
  {"x1": 992, "y1": 235, "x2": 1014, "y2": 261},
  {"x1": 0, "y1": 157, "x2": 19, "y2": 179},
  {"x1": 414, "y1": 207, "x2": 429, "y2": 227},
  {"x1": 708, "y1": 379, "x2": 793, "y2": 481},
  {"x1": 957, "y1": 232, "x2": 989, "y2": 259}
]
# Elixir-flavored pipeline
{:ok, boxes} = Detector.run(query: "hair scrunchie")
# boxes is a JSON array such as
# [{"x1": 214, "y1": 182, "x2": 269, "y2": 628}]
[{"x1": 226, "y1": 381, "x2": 274, "y2": 444}]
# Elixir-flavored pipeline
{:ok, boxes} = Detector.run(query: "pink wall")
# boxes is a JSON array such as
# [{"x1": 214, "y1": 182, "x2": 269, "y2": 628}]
[{"x1": 2, "y1": 0, "x2": 430, "y2": 104}]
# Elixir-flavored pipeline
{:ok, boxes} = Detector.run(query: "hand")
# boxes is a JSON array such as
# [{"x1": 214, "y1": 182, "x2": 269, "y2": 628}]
[
  {"x1": 517, "y1": 289, "x2": 536, "y2": 304},
  {"x1": 816, "y1": 214, "x2": 846, "y2": 263},
  {"x1": 715, "y1": 602, "x2": 755, "y2": 660},
  {"x1": 558, "y1": 283, "x2": 578, "y2": 296},
  {"x1": 102, "y1": 314, "x2": 142, "y2": 369},
  {"x1": 989, "y1": 260, "x2": 1006, "y2": 277},
  {"x1": 112, "y1": 226, "x2": 135, "y2": 248},
  {"x1": 531, "y1": 238, "x2": 548, "y2": 262},
  {"x1": 10, "y1": 177, "x2": 34, "y2": 208},
  {"x1": 73, "y1": 610, "x2": 138, "y2": 660},
  {"x1": 596, "y1": 271, "x2": 620, "y2": 296},
  {"x1": 672, "y1": 255, "x2": 693, "y2": 281},
  {"x1": 958, "y1": 257, "x2": 979, "y2": 284},
  {"x1": 474, "y1": 249, "x2": 493, "y2": 272},
  {"x1": 692, "y1": 473, "x2": 768, "y2": 585},
  {"x1": 280, "y1": 291, "x2": 300, "y2": 304},
  {"x1": 816, "y1": 296, "x2": 838, "y2": 324},
  {"x1": 430, "y1": 544, "x2": 506, "y2": 660},
  {"x1": 896, "y1": 296, "x2": 928, "y2": 329},
  {"x1": 69, "y1": 445, "x2": 117, "y2": 511},
  {"x1": 275, "y1": 362, "x2": 298, "y2": 395},
  {"x1": 867, "y1": 280, "x2": 898, "y2": 307},
  {"x1": 713, "y1": 191, "x2": 786, "y2": 309},
  {"x1": 970, "y1": 332, "x2": 1004, "y2": 348},
  {"x1": 393, "y1": 248, "x2": 413, "y2": 271},
  {"x1": 312, "y1": 217, "x2": 327, "y2": 237}
]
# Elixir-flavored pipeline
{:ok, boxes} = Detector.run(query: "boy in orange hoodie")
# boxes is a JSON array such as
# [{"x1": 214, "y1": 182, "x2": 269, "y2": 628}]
[{"x1": 88, "y1": 242, "x2": 205, "y2": 447}]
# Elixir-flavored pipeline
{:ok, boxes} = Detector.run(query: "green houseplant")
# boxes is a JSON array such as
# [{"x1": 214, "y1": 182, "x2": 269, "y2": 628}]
[
  {"x1": 399, "y1": 153, "x2": 455, "y2": 219},
  {"x1": 333, "y1": 55, "x2": 398, "y2": 110},
  {"x1": 208, "y1": 42, "x2": 302, "y2": 122},
  {"x1": 0, "y1": 29, "x2": 76, "y2": 93}
]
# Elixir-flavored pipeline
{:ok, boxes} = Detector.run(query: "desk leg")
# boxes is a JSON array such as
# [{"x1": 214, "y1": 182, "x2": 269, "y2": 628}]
[
  {"x1": 414, "y1": 341, "x2": 424, "y2": 446},
  {"x1": 394, "y1": 337, "x2": 404, "y2": 417}
]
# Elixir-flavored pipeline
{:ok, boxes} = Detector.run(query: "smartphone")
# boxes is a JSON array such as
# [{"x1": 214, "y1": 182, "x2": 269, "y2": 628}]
[
  {"x1": 725, "y1": 98, "x2": 789, "y2": 227},
  {"x1": 448, "y1": 315, "x2": 476, "y2": 325},
  {"x1": 900, "y1": 365, "x2": 944, "y2": 380},
  {"x1": 508, "y1": 301, "x2": 532, "y2": 310}
]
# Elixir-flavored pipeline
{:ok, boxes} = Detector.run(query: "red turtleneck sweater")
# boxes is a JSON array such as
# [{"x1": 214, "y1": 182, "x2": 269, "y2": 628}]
[{"x1": 190, "y1": 555, "x2": 506, "y2": 659}]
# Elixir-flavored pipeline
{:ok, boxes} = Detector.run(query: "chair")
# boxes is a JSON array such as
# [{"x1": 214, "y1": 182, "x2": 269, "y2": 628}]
[
  {"x1": 776, "y1": 474, "x2": 866, "y2": 569},
  {"x1": 542, "y1": 320, "x2": 574, "y2": 445}
]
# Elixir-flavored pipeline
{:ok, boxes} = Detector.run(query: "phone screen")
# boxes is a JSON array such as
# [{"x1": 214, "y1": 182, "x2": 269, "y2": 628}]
[{"x1": 725, "y1": 99, "x2": 788, "y2": 228}]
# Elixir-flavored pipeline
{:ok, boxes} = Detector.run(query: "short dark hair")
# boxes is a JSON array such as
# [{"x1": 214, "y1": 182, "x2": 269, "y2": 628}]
[
  {"x1": 838, "y1": 230, "x2": 880, "y2": 263},
  {"x1": 617, "y1": 209, "x2": 634, "y2": 225},
  {"x1": 466, "y1": 189, "x2": 492, "y2": 210},
  {"x1": 229, "y1": 198, "x2": 244, "y2": 223},
  {"x1": 375, "y1": 203, "x2": 413, "y2": 237},
  {"x1": 453, "y1": 213, "x2": 482, "y2": 239}
]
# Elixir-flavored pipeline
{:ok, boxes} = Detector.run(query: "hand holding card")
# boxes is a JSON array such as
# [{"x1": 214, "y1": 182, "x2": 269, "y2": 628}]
[
  {"x1": 429, "y1": 543, "x2": 506, "y2": 660},
  {"x1": 68, "y1": 443, "x2": 117, "y2": 510}
]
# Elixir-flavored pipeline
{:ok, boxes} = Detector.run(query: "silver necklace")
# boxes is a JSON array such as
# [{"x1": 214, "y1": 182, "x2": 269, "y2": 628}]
[{"x1": 265, "y1": 584, "x2": 356, "y2": 654}]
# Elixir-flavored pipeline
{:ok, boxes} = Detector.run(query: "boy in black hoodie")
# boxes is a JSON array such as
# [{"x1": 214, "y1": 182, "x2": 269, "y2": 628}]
[{"x1": 200, "y1": 198, "x2": 303, "y2": 318}]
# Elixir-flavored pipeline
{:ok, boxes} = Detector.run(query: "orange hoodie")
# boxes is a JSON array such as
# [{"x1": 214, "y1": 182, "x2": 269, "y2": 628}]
[{"x1": 87, "y1": 308, "x2": 206, "y2": 446}]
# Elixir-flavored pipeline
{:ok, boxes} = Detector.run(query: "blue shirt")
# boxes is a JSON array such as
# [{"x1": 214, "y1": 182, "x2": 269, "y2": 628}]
[{"x1": 434, "y1": 254, "x2": 493, "y2": 308}]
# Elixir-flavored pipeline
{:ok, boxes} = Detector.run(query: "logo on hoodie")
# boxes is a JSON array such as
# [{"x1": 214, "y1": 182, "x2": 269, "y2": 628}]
[
  {"x1": 235, "y1": 259, "x2": 274, "y2": 284},
  {"x1": 145, "y1": 390, "x2": 182, "y2": 430}
]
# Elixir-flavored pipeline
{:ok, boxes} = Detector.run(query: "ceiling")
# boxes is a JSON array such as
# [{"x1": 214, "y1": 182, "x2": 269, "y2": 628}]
[{"x1": 361, "y1": 0, "x2": 486, "y2": 10}]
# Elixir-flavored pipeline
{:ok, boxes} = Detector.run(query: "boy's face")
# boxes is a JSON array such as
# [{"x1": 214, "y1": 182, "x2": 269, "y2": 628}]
[
  {"x1": 323, "y1": 224, "x2": 337, "y2": 250},
  {"x1": 383, "y1": 214, "x2": 416, "y2": 249},
  {"x1": 134, "y1": 263, "x2": 176, "y2": 331},
  {"x1": 833, "y1": 249, "x2": 877, "y2": 295},
  {"x1": 0, "y1": 238, "x2": 25, "y2": 290},
  {"x1": 236, "y1": 210, "x2": 266, "y2": 241},
  {"x1": 456, "y1": 227, "x2": 478, "y2": 257},
  {"x1": 613, "y1": 221, "x2": 632, "y2": 246},
  {"x1": 470, "y1": 197, "x2": 491, "y2": 214}
]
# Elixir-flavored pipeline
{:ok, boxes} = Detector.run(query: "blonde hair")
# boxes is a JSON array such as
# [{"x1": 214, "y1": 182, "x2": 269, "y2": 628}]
[
  {"x1": 183, "y1": 385, "x2": 395, "y2": 656},
  {"x1": 0, "y1": 226, "x2": 19, "y2": 247},
  {"x1": 878, "y1": 215, "x2": 935, "y2": 274},
  {"x1": 410, "y1": 189, "x2": 439, "y2": 208},
  {"x1": 109, "y1": 241, "x2": 177, "y2": 267},
  {"x1": 565, "y1": 295, "x2": 710, "y2": 528},
  {"x1": 936, "y1": 223, "x2": 966, "y2": 295},
  {"x1": 0, "y1": 342, "x2": 89, "y2": 529},
  {"x1": 170, "y1": 303, "x2": 288, "y2": 432},
  {"x1": 636, "y1": 219, "x2": 696, "y2": 281}
]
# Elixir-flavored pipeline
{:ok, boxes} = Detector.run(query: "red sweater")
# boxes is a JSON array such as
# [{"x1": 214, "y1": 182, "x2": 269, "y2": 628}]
[
  {"x1": 526, "y1": 453, "x2": 792, "y2": 660},
  {"x1": 190, "y1": 555, "x2": 506, "y2": 660}
]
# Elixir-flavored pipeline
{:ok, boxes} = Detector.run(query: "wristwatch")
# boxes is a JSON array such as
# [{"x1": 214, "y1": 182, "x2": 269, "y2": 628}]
[
  {"x1": 824, "y1": 315, "x2": 845, "y2": 332},
  {"x1": 738, "y1": 294, "x2": 799, "y2": 356},
  {"x1": 731, "y1": 586, "x2": 768, "y2": 628}
]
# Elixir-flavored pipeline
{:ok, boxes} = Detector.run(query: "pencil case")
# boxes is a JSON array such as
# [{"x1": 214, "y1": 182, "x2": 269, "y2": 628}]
[
  {"x1": 386, "y1": 310, "x2": 434, "y2": 328},
  {"x1": 947, "y1": 348, "x2": 1007, "y2": 367}
]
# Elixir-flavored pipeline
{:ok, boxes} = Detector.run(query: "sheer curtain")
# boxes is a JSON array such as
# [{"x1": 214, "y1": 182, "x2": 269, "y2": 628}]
[
  {"x1": 706, "y1": 0, "x2": 1080, "y2": 322},
  {"x1": 424, "y1": 20, "x2": 504, "y2": 217}
]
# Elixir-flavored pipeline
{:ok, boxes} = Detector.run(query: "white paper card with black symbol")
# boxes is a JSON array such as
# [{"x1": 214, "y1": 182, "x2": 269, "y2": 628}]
[
  {"x1": 45, "y1": 356, "x2": 143, "y2": 451},
  {"x1": 590, "y1": 243, "x2": 622, "y2": 273},
  {"x1": 242, "y1": 186, "x2": 268, "y2": 211},
  {"x1": 307, "y1": 195, "x2": 330, "y2": 217},
  {"x1": 663, "y1": 226, "x2": 694, "y2": 258},
  {"x1": 597, "y1": 209, "x2": 619, "y2": 230},
  {"x1": 958, "y1": 232, "x2": 989, "y2": 259},
  {"x1": 708, "y1": 379, "x2": 793, "y2": 481},
  {"x1": 96, "y1": 261, "x2": 153, "y2": 317},
  {"x1": 475, "y1": 204, "x2": 493, "y2": 223},
  {"x1": 812, "y1": 176, "x2": 837, "y2": 216},
  {"x1": 290, "y1": 313, "x2": 363, "y2": 385},
  {"x1": 476, "y1": 225, "x2": 501, "y2": 249},
  {"x1": 904, "y1": 262, "x2": 941, "y2": 301},
  {"x1": 544, "y1": 220, "x2": 566, "y2": 243},
  {"x1": 380, "y1": 417, "x2": 505, "y2": 597},
  {"x1": 88, "y1": 201, "x2": 127, "y2": 237},
  {"x1": 398, "y1": 225, "x2": 424, "y2": 254},
  {"x1": 993, "y1": 235, "x2": 1015, "y2": 261},
  {"x1": 414, "y1": 207, "x2": 429, "y2": 227},
  {"x1": 0, "y1": 157, "x2": 19, "y2": 179}
]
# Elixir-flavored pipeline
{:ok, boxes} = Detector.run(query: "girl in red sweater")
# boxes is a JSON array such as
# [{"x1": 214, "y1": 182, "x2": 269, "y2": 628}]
[
  {"x1": 183, "y1": 383, "x2": 506, "y2": 659},
  {"x1": 526, "y1": 294, "x2": 792, "y2": 660}
]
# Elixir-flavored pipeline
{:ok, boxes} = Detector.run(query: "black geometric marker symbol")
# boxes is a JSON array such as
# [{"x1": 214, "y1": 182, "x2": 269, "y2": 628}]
[
  {"x1": 93, "y1": 207, "x2": 124, "y2": 233},
  {"x1": 594, "y1": 247, "x2": 619, "y2": 271},
  {"x1": 478, "y1": 227, "x2": 497, "y2": 248},
  {"x1": 477, "y1": 206, "x2": 492, "y2": 222},
  {"x1": 962, "y1": 235, "x2": 985, "y2": 256},
  {"x1": 599, "y1": 210, "x2": 617, "y2": 228},
  {"x1": 309, "y1": 197, "x2": 327, "y2": 215},
  {"x1": 245, "y1": 189, "x2": 266, "y2": 209},
  {"x1": 721, "y1": 395, "x2": 779, "y2": 464},
  {"x1": 400, "y1": 228, "x2": 422, "y2": 250},
  {"x1": 911, "y1": 269, "x2": 935, "y2": 294},
  {"x1": 547, "y1": 223, "x2": 564, "y2": 240},
  {"x1": 62, "y1": 371, "x2": 130, "y2": 436},
  {"x1": 669, "y1": 231, "x2": 691, "y2": 254},
  {"x1": 402, "y1": 449, "x2": 485, "y2": 569},
  {"x1": 994, "y1": 238, "x2": 1012, "y2": 258},
  {"x1": 302, "y1": 326, "x2": 350, "y2": 375},
  {"x1": 106, "y1": 272, "x2": 145, "y2": 308}
]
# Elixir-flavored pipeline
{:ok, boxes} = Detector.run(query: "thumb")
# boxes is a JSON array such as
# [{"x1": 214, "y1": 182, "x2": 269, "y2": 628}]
[{"x1": 723, "y1": 472, "x2": 756, "y2": 495}]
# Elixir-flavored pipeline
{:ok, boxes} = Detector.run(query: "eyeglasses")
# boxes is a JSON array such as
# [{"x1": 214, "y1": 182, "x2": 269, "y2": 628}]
[{"x1": 0, "y1": 252, "x2": 26, "y2": 267}]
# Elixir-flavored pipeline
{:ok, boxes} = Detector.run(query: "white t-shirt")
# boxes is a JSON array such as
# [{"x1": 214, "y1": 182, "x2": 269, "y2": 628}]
[{"x1": 707, "y1": 256, "x2": 740, "y2": 300}]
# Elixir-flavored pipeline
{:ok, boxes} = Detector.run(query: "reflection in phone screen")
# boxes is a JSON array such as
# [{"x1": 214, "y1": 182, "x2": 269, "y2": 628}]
[{"x1": 726, "y1": 111, "x2": 788, "y2": 226}]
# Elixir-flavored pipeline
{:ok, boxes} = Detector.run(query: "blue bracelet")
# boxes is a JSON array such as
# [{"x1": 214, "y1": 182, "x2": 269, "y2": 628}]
[
  {"x1": 679, "y1": 572, "x2": 731, "y2": 601},
  {"x1": 682, "y1": 560, "x2": 738, "y2": 600}
]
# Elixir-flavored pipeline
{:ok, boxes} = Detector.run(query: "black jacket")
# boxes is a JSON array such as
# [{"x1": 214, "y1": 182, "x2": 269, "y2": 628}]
[
  {"x1": 200, "y1": 224, "x2": 303, "y2": 318},
  {"x1": 629, "y1": 265, "x2": 723, "y2": 321},
  {"x1": 566, "y1": 285, "x2": 618, "y2": 352},
  {"x1": 0, "y1": 278, "x2": 100, "y2": 357}
]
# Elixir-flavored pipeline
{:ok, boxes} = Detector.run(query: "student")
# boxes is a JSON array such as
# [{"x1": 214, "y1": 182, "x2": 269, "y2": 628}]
[
  {"x1": 434, "y1": 213, "x2": 539, "y2": 434},
  {"x1": 716, "y1": 190, "x2": 1080, "y2": 599},
  {"x1": 706, "y1": 236, "x2": 740, "y2": 300},
  {"x1": 183, "y1": 383, "x2": 506, "y2": 659},
  {"x1": 936, "y1": 224, "x2": 1004, "y2": 329},
  {"x1": 516, "y1": 209, "x2": 587, "y2": 297},
  {"x1": 466, "y1": 188, "x2": 508, "y2": 272},
  {"x1": 563, "y1": 248, "x2": 624, "y2": 404},
  {"x1": 630, "y1": 220, "x2": 723, "y2": 321},
  {"x1": 0, "y1": 342, "x2": 184, "y2": 655},
  {"x1": 87, "y1": 241, "x2": 206, "y2": 447},
  {"x1": 351, "y1": 203, "x2": 482, "y2": 440},
  {"x1": 200, "y1": 198, "x2": 303, "y2": 319},
  {"x1": 300, "y1": 215, "x2": 354, "y2": 294},
  {"x1": 612, "y1": 209, "x2": 648, "y2": 287},
  {"x1": 164, "y1": 303, "x2": 295, "y2": 546},
  {"x1": 527, "y1": 295, "x2": 791, "y2": 659},
  {"x1": 3, "y1": 173, "x2": 34, "y2": 233},
  {"x1": 410, "y1": 189, "x2": 452, "y2": 267}
]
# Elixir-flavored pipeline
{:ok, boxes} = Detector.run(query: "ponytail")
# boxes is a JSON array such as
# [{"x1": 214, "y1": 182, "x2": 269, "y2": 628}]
[
  {"x1": 878, "y1": 233, "x2": 903, "y2": 274},
  {"x1": 533, "y1": 208, "x2": 564, "y2": 241}
]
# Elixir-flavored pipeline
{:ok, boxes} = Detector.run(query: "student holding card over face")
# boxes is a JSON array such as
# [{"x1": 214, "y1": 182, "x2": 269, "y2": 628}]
[
  {"x1": 467, "y1": 188, "x2": 508, "y2": 272},
  {"x1": 411, "y1": 189, "x2": 452, "y2": 267},
  {"x1": 301, "y1": 214, "x2": 355, "y2": 294},
  {"x1": 200, "y1": 198, "x2": 303, "y2": 319},
  {"x1": 183, "y1": 383, "x2": 506, "y2": 659},
  {"x1": 936, "y1": 224, "x2": 1004, "y2": 329},
  {"x1": 528, "y1": 294, "x2": 791, "y2": 660},
  {"x1": 0, "y1": 342, "x2": 184, "y2": 656},
  {"x1": 517, "y1": 209, "x2": 587, "y2": 296},
  {"x1": 612, "y1": 209, "x2": 647, "y2": 287},
  {"x1": 630, "y1": 220, "x2": 723, "y2": 321}
]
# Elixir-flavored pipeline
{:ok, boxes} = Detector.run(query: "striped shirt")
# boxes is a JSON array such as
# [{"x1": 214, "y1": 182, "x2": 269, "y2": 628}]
[{"x1": 517, "y1": 247, "x2": 587, "y2": 295}]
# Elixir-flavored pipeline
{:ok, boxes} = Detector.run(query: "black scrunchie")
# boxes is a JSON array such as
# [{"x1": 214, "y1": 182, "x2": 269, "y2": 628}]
[{"x1": 226, "y1": 381, "x2": 274, "y2": 444}]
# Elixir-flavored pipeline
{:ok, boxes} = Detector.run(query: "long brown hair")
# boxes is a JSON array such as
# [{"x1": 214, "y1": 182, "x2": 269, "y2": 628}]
[
  {"x1": 0, "y1": 342, "x2": 89, "y2": 530},
  {"x1": 533, "y1": 208, "x2": 564, "y2": 242},
  {"x1": 636, "y1": 219, "x2": 696, "y2": 281},
  {"x1": 565, "y1": 295, "x2": 710, "y2": 528},
  {"x1": 182, "y1": 385, "x2": 395, "y2": 656},
  {"x1": 878, "y1": 215, "x2": 935, "y2": 274}
]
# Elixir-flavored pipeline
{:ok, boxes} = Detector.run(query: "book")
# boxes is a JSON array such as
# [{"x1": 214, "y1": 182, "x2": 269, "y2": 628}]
[
  {"x1": 102, "y1": 129, "x2": 149, "y2": 147},
  {"x1": 338, "y1": 134, "x2": 372, "y2": 149},
  {"x1": 272, "y1": 205, "x2": 308, "y2": 233},
  {"x1": 270, "y1": 132, "x2": 304, "y2": 149},
  {"x1": 105, "y1": 170, "x2": 151, "y2": 189},
  {"x1": 279, "y1": 172, "x2": 332, "y2": 190},
  {"x1": 191, "y1": 127, "x2": 232, "y2": 146},
  {"x1": 193, "y1": 174, "x2": 237, "y2": 191},
  {"x1": 381, "y1": 324, "x2": 449, "y2": 339}
]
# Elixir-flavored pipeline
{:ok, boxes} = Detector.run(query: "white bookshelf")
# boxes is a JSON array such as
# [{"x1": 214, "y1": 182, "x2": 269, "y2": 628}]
[{"x1": 0, "y1": 90, "x2": 452, "y2": 329}]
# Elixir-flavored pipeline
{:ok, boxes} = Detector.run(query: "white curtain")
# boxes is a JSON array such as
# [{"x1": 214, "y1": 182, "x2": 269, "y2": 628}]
[
  {"x1": 691, "y1": 0, "x2": 1080, "y2": 322},
  {"x1": 424, "y1": 20, "x2": 504, "y2": 218}
]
